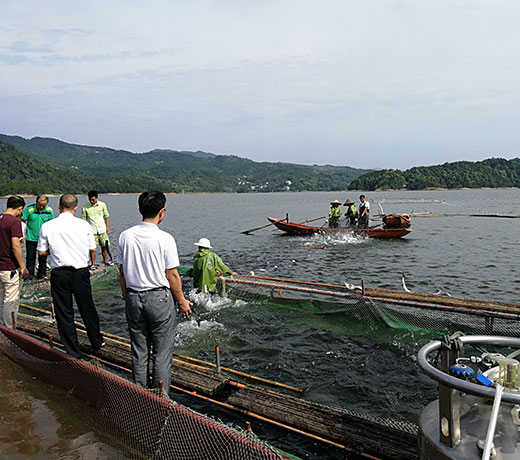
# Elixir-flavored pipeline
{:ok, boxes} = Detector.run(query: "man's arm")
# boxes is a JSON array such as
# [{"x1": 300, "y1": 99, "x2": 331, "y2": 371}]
[
  {"x1": 166, "y1": 268, "x2": 192, "y2": 317},
  {"x1": 81, "y1": 205, "x2": 87, "y2": 220},
  {"x1": 105, "y1": 216, "x2": 110, "y2": 234},
  {"x1": 11, "y1": 238, "x2": 29, "y2": 279},
  {"x1": 89, "y1": 249, "x2": 96, "y2": 266},
  {"x1": 119, "y1": 265, "x2": 127, "y2": 299}
]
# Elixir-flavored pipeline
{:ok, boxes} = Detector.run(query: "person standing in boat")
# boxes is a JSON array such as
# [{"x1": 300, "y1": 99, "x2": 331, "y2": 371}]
[
  {"x1": 22, "y1": 195, "x2": 54, "y2": 280},
  {"x1": 192, "y1": 238, "x2": 234, "y2": 294},
  {"x1": 343, "y1": 199, "x2": 357, "y2": 227},
  {"x1": 117, "y1": 191, "x2": 191, "y2": 391},
  {"x1": 0, "y1": 196, "x2": 29, "y2": 329},
  {"x1": 328, "y1": 200, "x2": 343, "y2": 228},
  {"x1": 37, "y1": 194, "x2": 104, "y2": 358},
  {"x1": 81, "y1": 190, "x2": 111, "y2": 267},
  {"x1": 358, "y1": 195, "x2": 370, "y2": 228}
]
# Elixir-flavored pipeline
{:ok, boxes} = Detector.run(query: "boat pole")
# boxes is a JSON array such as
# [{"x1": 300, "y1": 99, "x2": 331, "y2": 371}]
[{"x1": 215, "y1": 345, "x2": 221, "y2": 374}]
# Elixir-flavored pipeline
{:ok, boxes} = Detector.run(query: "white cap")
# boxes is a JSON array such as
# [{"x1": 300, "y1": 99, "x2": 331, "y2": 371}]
[{"x1": 195, "y1": 237, "x2": 212, "y2": 249}]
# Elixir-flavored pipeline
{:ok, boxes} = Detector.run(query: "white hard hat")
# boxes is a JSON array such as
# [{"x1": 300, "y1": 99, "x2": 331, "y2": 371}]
[{"x1": 195, "y1": 237, "x2": 212, "y2": 249}]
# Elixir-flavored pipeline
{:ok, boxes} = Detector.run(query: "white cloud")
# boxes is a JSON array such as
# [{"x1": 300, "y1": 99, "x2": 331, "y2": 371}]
[{"x1": 1, "y1": 0, "x2": 520, "y2": 169}]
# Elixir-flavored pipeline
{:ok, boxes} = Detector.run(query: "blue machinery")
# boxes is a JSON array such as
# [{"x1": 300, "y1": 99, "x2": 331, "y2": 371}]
[{"x1": 418, "y1": 336, "x2": 520, "y2": 460}]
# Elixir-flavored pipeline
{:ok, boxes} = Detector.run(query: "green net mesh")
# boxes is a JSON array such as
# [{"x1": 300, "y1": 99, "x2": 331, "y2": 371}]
[{"x1": 217, "y1": 274, "x2": 520, "y2": 337}]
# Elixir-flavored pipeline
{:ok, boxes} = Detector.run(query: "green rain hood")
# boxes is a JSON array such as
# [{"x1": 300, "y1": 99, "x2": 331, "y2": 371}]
[{"x1": 193, "y1": 248, "x2": 232, "y2": 293}]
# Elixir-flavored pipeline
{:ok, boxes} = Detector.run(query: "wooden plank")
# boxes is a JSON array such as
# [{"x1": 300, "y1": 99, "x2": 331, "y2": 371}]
[
  {"x1": 229, "y1": 386, "x2": 418, "y2": 460},
  {"x1": 16, "y1": 313, "x2": 228, "y2": 395},
  {"x1": 365, "y1": 287, "x2": 520, "y2": 315}
]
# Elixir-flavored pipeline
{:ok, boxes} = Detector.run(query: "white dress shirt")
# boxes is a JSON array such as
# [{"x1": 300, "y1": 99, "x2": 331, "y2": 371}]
[
  {"x1": 37, "y1": 212, "x2": 95, "y2": 269},
  {"x1": 117, "y1": 222, "x2": 180, "y2": 291}
]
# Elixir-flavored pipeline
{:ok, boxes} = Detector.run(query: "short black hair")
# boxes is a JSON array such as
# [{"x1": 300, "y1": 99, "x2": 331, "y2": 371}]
[
  {"x1": 6, "y1": 195, "x2": 25, "y2": 209},
  {"x1": 139, "y1": 191, "x2": 166, "y2": 219},
  {"x1": 360, "y1": 195, "x2": 365, "y2": 199},
  {"x1": 60, "y1": 194, "x2": 78, "y2": 210},
  {"x1": 88, "y1": 190, "x2": 99, "y2": 198}
]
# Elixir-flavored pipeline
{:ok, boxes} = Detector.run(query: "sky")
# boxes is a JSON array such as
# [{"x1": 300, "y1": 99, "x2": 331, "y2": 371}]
[{"x1": 1, "y1": 1, "x2": 520, "y2": 170}]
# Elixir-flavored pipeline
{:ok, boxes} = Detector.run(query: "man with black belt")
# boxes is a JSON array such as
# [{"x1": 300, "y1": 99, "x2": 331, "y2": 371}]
[
  {"x1": 37, "y1": 194, "x2": 104, "y2": 358},
  {"x1": 117, "y1": 191, "x2": 191, "y2": 391}
]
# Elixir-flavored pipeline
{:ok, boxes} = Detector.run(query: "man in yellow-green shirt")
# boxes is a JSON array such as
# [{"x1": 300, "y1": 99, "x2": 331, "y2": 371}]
[
  {"x1": 328, "y1": 200, "x2": 342, "y2": 228},
  {"x1": 81, "y1": 190, "x2": 111, "y2": 266}
]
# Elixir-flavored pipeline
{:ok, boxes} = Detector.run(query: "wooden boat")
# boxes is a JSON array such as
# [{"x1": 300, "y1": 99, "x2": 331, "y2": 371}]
[
  {"x1": 267, "y1": 217, "x2": 412, "y2": 239},
  {"x1": 382, "y1": 213, "x2": 411, "y2": 228}
]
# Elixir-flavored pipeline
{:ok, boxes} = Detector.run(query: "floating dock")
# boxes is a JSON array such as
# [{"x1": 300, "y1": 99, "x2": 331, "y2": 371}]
[{"x1": 11, "y1": 307, "x2": 419, "y2": 460}]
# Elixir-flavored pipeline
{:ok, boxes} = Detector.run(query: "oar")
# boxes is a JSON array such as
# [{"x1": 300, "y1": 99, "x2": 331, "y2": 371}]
[
  {"x1": 241, "y1": 221, "x2": 278, "y2": 234},
  {"x1": 272, "y1": 215, "x2": 327, "y2": 231}
]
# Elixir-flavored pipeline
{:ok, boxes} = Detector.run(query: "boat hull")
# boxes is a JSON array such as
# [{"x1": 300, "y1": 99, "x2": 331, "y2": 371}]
[{"x1": 267, "y1": 218, "x2": 412, "y2": 239}]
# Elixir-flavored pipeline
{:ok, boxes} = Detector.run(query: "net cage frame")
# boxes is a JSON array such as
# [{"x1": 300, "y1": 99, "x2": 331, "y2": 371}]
[
  {"x1": 217, "y1": 274, "x2": 520, "y2": 337},
  {"x1": 0, "y1": 324, "x2": 289, "y2": 460}
]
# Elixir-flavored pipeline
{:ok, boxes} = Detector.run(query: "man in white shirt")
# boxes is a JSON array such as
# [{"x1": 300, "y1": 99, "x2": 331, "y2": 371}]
[
  {"x1": 117, "y1": 191, "x2": 191, "y2": 391},
  {"x1": 38, "y1": 194, "x2": 104, "y2": 358},
  {"x1": 358, "y1": 195, "x2": 370, "y2": 228}
]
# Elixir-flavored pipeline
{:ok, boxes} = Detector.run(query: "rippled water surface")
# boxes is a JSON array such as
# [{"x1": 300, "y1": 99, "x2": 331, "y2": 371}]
[{"x1": 2, "y1": 189, "x2": 520, "y2": 458}]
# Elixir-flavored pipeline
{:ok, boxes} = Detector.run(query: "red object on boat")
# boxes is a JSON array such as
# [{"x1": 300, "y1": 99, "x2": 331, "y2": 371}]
[
  {"x1": 267, "y1": 217, "x2": 412, "y2": 239},
  {"x1": 382, "y1": 213, "x2": 411, "y2": 228}
]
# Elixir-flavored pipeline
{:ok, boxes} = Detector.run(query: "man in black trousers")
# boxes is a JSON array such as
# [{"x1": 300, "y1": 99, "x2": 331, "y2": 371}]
[{"x1": 37, "y1": 194, "x2": 104, "y2": 358}]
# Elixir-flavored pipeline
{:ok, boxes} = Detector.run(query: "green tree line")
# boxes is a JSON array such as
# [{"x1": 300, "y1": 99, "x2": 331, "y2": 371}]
[{"x1": 349, "y1": 158, "x2": 520, "y2": 190}]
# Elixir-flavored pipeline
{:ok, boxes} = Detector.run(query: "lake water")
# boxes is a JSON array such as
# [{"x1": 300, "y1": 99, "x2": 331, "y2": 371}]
[{"x1": 1, "y1": 189, "x2": 519, "y2": 459}]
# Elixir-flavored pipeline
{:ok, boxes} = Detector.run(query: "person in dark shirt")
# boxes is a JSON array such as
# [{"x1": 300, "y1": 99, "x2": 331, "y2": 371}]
[{"x1": 0, "y1": 196, "x2": 30, "y2": 328}]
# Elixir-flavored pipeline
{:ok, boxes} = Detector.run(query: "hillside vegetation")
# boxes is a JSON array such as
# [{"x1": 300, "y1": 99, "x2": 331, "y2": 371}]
[
  {"x1": 348, "y1": 158, "x2": 520, "y2": 190},
  {"x1": 0, "y1": 134, "x2": 369, "y2": 194}
]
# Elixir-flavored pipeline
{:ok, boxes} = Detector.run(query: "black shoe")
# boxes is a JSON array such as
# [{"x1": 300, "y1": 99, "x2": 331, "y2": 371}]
[{"x1": 94, "y1": 341, "x2": 106, "y2": 352}]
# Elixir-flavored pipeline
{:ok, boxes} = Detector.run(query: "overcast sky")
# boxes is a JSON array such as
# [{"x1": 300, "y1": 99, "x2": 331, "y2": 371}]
[{"x1": 1, "y1": 1, "x2": 519, "y2": 169}]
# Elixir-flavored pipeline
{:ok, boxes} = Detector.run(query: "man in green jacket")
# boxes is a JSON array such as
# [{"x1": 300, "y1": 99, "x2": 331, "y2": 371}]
[
  {"x1": 328, "y1": 200, "x2": 342, "y2": 228},
  {"x1": 192, "y1": 238, "x2": 234, "y2": 294},
  {"x1": 22, "y1": 195, "x2": 54, "y2": 279}
]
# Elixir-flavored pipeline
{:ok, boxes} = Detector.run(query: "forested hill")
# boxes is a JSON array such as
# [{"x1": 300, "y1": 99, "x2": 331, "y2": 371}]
[
  {"x1": 0, "y1": 134, "x2": 370, "y2": 194},
  {"x1": 348, "y1": 158, "x2": 520, "y2": 191}
]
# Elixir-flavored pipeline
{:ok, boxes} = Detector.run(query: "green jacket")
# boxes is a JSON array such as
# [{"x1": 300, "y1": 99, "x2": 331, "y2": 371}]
[
  {"x1": 345, "y1": 204, "x2": 357, "y2": 217},
  {"x1": 21, "y1": 204, "x2": 54, "y2": 242},
  {"x1": 329, "y1": 206, "x2": 342, "y2": 220},
  {"x1": 193, "y1": 248, "x2": 232, "y2": 293}
]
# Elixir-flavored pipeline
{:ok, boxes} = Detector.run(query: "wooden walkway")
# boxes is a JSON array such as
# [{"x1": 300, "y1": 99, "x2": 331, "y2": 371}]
[{"x1": 15, "y1": 310, "x2": 419, "y2": 460}]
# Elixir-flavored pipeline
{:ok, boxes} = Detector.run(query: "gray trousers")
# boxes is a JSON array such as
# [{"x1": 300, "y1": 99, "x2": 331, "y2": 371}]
[{"x1": 125, "y1": 288, "x2": 177, "y2": 390}]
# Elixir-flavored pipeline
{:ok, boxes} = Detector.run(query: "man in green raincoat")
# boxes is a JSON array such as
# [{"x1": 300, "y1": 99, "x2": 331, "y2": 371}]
[
  {"x1": 328, "y1": 200, "x2": 342, "y2": 228},
  {"x1": 192, "y1": 238, "x2": 234, "y2": 293}
]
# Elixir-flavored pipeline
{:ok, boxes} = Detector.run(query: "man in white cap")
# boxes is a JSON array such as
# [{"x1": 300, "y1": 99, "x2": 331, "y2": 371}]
[{"x1": 192, "y1": 238, "x2": 234, "y2": 294}]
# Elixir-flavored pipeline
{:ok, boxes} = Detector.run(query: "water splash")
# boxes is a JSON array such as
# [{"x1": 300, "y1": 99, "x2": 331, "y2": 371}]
[
  {"x1": 305, "y1": 232, "x2": 368, "y2": 246},
  {"x1": 188, "y1": 289, "x2": 247, "y2": 312}
]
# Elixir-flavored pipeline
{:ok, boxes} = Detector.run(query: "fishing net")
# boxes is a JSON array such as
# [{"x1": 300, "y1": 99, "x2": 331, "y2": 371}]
[
  {"x1": 21, "y1": 264, "x2": 117, "y2": 300},
  {"x1": 0, "y1": 326, "x2": 288, "y2": 460},
  {"x1": 217, "y1": 274, "x2": 520, "y2": 337}
]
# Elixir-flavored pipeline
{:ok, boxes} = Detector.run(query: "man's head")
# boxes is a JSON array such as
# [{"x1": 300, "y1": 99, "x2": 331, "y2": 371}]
[
  {"x1": 59, "y1": 194, "x2": 78, "y2": 213},
  {"x1": 139, "y1": 191, "x2": 166, "y2": 221},
  {"x1": 6, "y1": 195, "x2": 26, "y2": 217},
  {"x1": 36, "y1": 195, "x2": 48, "y2": 211},
  {"x1": 360, "y1": 195, "x2": 366, "y2": 202},
  {"x1": 88, "y1": 190, "x2": 99, "y2": 205}
]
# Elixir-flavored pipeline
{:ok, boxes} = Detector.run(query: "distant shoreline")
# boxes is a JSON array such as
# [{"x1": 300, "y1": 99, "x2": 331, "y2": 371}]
[{"x1": 2, "y1": 186, "x2": 520, "y2": 200}]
